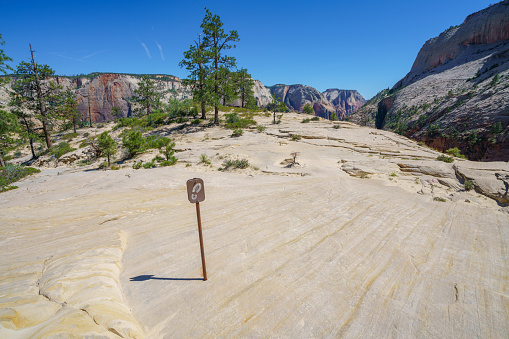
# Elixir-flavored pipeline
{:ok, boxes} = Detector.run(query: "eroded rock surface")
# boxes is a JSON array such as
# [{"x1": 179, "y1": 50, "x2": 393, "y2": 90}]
[{"x1": 1, "y1": 112, "x2": 507, "y2": 338}]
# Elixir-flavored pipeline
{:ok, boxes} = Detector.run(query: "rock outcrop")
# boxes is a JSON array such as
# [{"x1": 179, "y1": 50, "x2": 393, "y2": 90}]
[
  {"x1": 1, "y1": 73, "x2": 274, "y2": 123},
  {"x1": 268, "y1": 84, "x2": 365, "y2": 119},
  {"x1": 348, "y1": 1, "x2": 509, "y2": 161}
]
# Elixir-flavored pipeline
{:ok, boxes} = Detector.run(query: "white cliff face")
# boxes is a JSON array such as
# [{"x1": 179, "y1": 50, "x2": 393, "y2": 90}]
[{"x1": 1, "y1": 112, "x2": 508, "y2": 337}]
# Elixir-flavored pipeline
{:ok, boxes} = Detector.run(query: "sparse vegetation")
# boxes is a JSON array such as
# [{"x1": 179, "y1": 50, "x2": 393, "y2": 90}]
[
  {"x1": 231, "y1": 128, "x2": 243, "y2": 137},
  {"x1": 464, "y1": 180, "x2": 473, "y2": 191},
  {"x1": 290, "y1": 134, "x2": 302, "y2": 141},
  {"x1": 301, "y1": 118, "x2": 311, "y2": 123},
  {"x1": 445, "y1": 147, "x2": 466, "y2": 159},
  {"x1": 50, "y1": 142, "x2": 76, "y2": 159},
  {"x1": 257, "y1": 125, "x2": 266, "y2": 132},
  {"x1": 0, "y1": 164, "x2": 40, "y2": 192},
  {"x1": 433, "y1": 197, "x2": 447, "y2": 202},
  {"x1": 437, "y1": 154, "x2": 454, "y2": 163},
  {"x1": 122, "y1": 130, "x2": 146, "y2": 158},
  {"x1": 143, "y1": 162, "x2": 156, "y2": 169},
  {"x1": 200, "y1": 154, "x2": 211, "y2": 165},
  {"x1": 221, "y1": 158, "x2": 250, "y2": 170}
]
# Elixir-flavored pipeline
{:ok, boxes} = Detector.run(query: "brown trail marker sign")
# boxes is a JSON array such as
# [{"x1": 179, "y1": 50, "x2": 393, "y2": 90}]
[{"x1": 186, "y1": 178, "x2": 207, "y2": 281}]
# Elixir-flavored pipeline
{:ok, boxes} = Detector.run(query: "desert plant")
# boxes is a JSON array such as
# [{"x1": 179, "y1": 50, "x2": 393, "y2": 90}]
[
  {"x1": 221, "y1": 158, "x2": 250, "y2": 170},
  {"x1": 257, "y1": 125, "x2": 266, "y2": 132},
  {"x1": 290, "y1": 134, "x2": 302, "y2": 141},
  {"x1": 156, "y1": 137, "x2": 177, "y2": 163},
  {"x1": 0, "y1": 164, "x2": 40, "y2": 192},
  {"x1": 152, "y1": 155, "x2": 165, "y2": 163},
  {"x1": 433, "y1": 197, "x2": 447, "y2": 202},
  {"x1": 132, "y1": 161, "x2": 143, "y2": 169},
  {"x1": 62, "y1": 132, "x2": 78, "y2": 141},
  {"x1": 330, "y1": 112, "x2": 339, "y2": 121},
  {"x1": 311, "y1": 116, "x2": 320, "y2": 121},
  {"x1": 301, "y1": 118, "x2": 311, "y2": 123},
  {"x1": 143, "y1": 162, "x2": 156, "y2": 169},
  {"x1": 303, "y1": 103, "x2": 314, "y2": 114},
  {"x1": 200, "y1": 154, "x2": 211, "y2": 165},
  {"x1": 445, "y1": 147, "x2": 466, "y2": 159},
  {"x1": 50, "y1": 142, "x2": 76, "y2": 159},
  {"x1": 231, "y1": 129, "x2": 243, "y2": 137},
  {"x1": 437, "y1": 155, "x2": 454, "y2": 163},
  {"x1": 333, "y1": 124, "x2": 340, "y2": 129},
  {"x1": 122, "y1": 129, "x2": 146, "y2": 158},
  {"x1": 160, "y1": 159, "x2": 177, "y2": 166},
  {"x1": 464, "y1": 180, "x2": 473, "y2": 191}
]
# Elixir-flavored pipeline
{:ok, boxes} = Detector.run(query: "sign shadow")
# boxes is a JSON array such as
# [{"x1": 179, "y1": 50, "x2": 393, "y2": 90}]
[{"x1": 130, "y1": 274, "x2": 202, "y2": 282}]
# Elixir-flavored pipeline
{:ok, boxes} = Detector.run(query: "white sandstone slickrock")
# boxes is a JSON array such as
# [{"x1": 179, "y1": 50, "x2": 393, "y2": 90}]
[{"x1": 0, "y1": 112, "x2": 507, "y2": 338}]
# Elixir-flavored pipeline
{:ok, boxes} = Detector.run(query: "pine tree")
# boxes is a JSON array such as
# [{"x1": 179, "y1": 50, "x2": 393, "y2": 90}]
[
  {"x1": 132, "y1": 75, "x2": 161, "y2": 119},
  {"x1": 201, "y1": 8, "x2": 239, "y2": 124},
  {"x1": 10, "y1": 45, "x2": 60, "y2": 149},
  {"x1": 58, "y1": 89, "x2": 80, "y2": 133},
  {"x1": 234, "y1": 68, "x2": 255, "y2": 108},
  {"x1": 0, "y1": 110, "x2": 17, "y2": 167},
  {"x1": 179, "y1": 34, "x2": 209, "y2": 119},
  {"x1": 97, "y1": 131, "x2": 117, "y2": 166}
]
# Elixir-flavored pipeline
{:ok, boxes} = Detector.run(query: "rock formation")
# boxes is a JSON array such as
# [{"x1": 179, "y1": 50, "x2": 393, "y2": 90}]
[
  {"x1": 268, "y1": 84, "x2": 366, "y2": 119},
  {"x1": 2, "y1": 111, "x2": 508, "y2": 337},
  {"x1": 349, "y1": 1, "x2": 509, "y2": 161},
  {"x1": 0, "y1": 73, "x2": 274, "y2": 123}
]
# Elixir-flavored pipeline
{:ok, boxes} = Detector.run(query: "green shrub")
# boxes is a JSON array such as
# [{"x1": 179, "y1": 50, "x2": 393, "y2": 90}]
[
  {"x1": 191, "y1": 119, "x2": 203, "y2": 125},
  {"x1": 290, "y1": 134, "x2": 302, "y2": 141},
  {"x1": 83, "y1": 132, "x2": 89, "y2": 137},
  {"x1": 152, "y1": 155, "x2": 165, "y2": 163},
  {"x1": 464, "y1": 180, "x2": 473, "y2": 191},
  {"x1": 301, "y1": 118, "x2": 311, "y2": 123},
  {"x1": 122, "y1": 130, "x2": 146, "y2": 158},
  {"x1": 257, "y1": 125, "x2": 266, "y2": 132},
  {"x1": 490, "y1": 121, "x2": 503, "y2": 135},
  {"x1": 303, "y1": 103, "x2": 314, "y2": 114},
  {"x1": 333, "y1": 124, "x2": 340, "y2": 129},
  {"x1": 62, "y1": 132, "x2": 78, "y2": 141},
  {"x1": 132, "y1": 161, "x2": 143, "y2": 169},
  {"x1": 200, "y1": 154, "x2": 211, "y2": 165},
  {"x1": 445, "y1": 147, "x2": 466, "y2": 159},
  {"x1": 437, "y1": 155, "x2": 454, "y2": 163},
  {"x1": 433, "y1": 197, "x2": 447, "y2": 202},
  {"x1": 160, "y1": 159, "x2": 177, "y2": 166},
  {"x1": 143, "y1": 162, "x2": 156, "y2": 169},
  {"x1": 111, "y1": 164, "x2": 121, "y2": 170},
  {"x1": 311, "y1": 116, "x2": 320, "y2": 121},
  {"x1": 231, "y1": 129, "x2": 243, "y2": 137},
  {"x1": 98, "y1": 162, "x2": 108, "y2": 169},
  {"x1": 0, "y1": 164, "x2": 40, "y2": 191},
  {"x1": 155, "y1": 137, "x2": 177, "y2": 163},
  {"x1": 221, "y1": 158, "x2": 250, "y2": 170},
  {"x1": 50, "y1": 142, "x2": 76, "y2": 159},
  {"x1": 330, "y1": 112, "x2": 339, "y2": 121},
  {"x1": 225, "y1": 113, "x2": 256, "y2": 129}
]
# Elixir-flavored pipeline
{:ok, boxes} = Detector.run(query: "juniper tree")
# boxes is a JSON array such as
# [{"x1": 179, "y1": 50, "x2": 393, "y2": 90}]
[{"x1": 0, "y1": 110, "x2": 18, "y2": 167}]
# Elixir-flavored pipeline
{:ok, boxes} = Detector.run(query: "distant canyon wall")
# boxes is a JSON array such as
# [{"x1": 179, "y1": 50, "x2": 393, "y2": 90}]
[{"x1": 268, "y1": 84, "x2": 366, "y2": 119}]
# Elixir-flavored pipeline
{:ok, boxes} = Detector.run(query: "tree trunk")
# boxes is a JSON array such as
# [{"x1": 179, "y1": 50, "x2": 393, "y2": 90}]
[
  {"x1": 29, "y1": 138, "x2": 36, "y2": 159},
  {"x1": 30, "y1": 44, "x2": 52, "y2": 149},
  {"x1": 0, "y1": 153, "x2": 5, "y2": 167},
  {"x1": 201, "y1": 102, "x2": 206, "y2": 120}
]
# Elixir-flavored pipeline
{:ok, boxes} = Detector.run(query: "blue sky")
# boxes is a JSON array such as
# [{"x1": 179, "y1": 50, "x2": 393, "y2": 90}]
[{"x1": 1, "y1": 0, "x2": 496, "y2": 99}]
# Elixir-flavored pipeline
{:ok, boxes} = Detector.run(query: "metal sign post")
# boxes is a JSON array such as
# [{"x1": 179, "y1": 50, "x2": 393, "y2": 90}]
[{"x1": 186, "y1": 178, "x2": 207, "y2": 281}]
